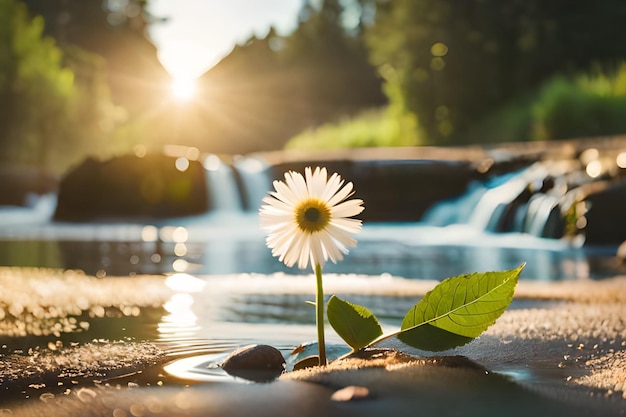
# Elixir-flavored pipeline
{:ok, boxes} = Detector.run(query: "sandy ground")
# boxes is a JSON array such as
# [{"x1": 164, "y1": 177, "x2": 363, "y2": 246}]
[{"x1": 0, "y1": 268, "x2": 625, "y2": 416}]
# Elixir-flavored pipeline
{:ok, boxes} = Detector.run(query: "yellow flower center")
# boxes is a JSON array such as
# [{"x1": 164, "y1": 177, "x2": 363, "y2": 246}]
[{"x1": 295, "y1": 198, "x2": 331, "y2": 233}]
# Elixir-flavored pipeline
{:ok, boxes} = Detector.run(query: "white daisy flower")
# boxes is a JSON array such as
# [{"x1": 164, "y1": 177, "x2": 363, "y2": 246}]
[{"x1": 260, "y1": 166, "x2": 364, "y2": 270}]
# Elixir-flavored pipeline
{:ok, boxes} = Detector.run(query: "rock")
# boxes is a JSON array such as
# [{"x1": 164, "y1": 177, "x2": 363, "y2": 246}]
[
  {"x1": 221, "y1": 344, "x2": 286, "y2": 382},
  {"x1": 584, "y1": 182, "x2": 626, "y2": 245},
  {"x1": 293, "y1": 355, "x2": 321, "y2": 371},
  {"x1": 53, "y1": 153, "x2": 208, "y2": 221}
]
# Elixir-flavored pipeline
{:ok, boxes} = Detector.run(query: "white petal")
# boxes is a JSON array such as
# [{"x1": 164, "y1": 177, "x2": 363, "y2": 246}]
[
  {"x1": 260, "y1": 207, "x2": 293, "y2": 226},
  {"x1": 330, "y1": 218, "x2": 363, "y2": 234},
  {"x1": 287, "y1": 232, "x2": 307, "y2": 269},
  {"x1": 305, "y1": 166, "x2": 315, "y2": 180},
  {"x1": 298, "y1": 235, "x2": 311, "y2": 269},
  {"x1": 260, "y1": 199, "x2": 293, "y2": 216},
  {"x1": 309, "y1": 167, "x2": 329, "y2": 198},
  {"x1": 322, "y1": 173, "x2": 343, "y2": 202},
  {"x1": 273, "y1": 180, "x2": 299, "y2": 206},
  {"x1": 309, "y1": 233, "x2": 326, "y2": 268},
  {"x1": 318, "y1": 231, "x2": 345, "y2": 264},
  {"x1": 280, "y1": 233, "x2": 301, "y2": 268},
  {"x1": 326, "y1": 229, "x2": 348, "y2": 254},
  {"x1": 267, "y1": 226, "x2": 297, "y2": 254},
  {"x1": 264, "y1": 194, "x2": 296, "y2": 212},
  {"x1": 312, "y1": 167, "x2": 327, "y2": 184},
  {"x1": 267, "y1": 219, "x2": 298, "y2": 236},
  {"x1": 260, "y1": 196, "x2": 288, "y2": 212},
  {"x1": 327, "y1": 182, "x2": 354, "y2": 207},
  {"x1": 285, "y1": 171, "x2": 308, "y2": 200},
  {"x1": 261, "y1": 219, "x2": 292, "y2": 232},
  {"x1": 304, "y1": 167, "x2": 315, "y2": 196},
  {"x1": 330, "y1": 199, "x2": 364, "y2": 218},
  {"x1": 326, "y1": 223, "x2": 358, "y2": 248},
  {"x1": 259, "y1": 211, "x2": 293, "y2": 227},
  {"x1": 260, "y1": 205, "x2": 293, "y2": 220}
]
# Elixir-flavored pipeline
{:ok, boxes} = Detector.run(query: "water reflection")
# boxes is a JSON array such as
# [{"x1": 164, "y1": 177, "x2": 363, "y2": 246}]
[
  {"x1": 0, "y1": 228, "x2": 618, "y2": 280},
  {"x1": 160, "y1": 293, "x2": 200, "y2": 339},
  {"x1": 165, "y1": 273, "x2": 206, "y2": 292},
  {"x1": 158, "y1": 273, "x2": 213, "y2": 354},
  {"x1": 163, "y1": 353, "x2": 239, "y2": 383}
]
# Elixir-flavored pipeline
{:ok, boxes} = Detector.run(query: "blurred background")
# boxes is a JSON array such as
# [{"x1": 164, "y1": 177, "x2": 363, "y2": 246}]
[{"x1": 2, "y1": 0, "x2": 626, "y2": 174}]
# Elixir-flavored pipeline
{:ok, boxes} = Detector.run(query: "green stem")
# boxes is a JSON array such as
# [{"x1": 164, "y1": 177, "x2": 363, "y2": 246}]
[{"x1": 315, "y1": 263, "x2": 326, "y2": 366}]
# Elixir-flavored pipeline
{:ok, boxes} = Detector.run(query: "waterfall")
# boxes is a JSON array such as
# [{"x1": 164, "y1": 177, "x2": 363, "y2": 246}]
[
  {"x1": 423, "y1": 163, "x2": 565, "y2": 238},
  {"x1": 199, "y1": 155, "x2": 565, "y2": 238},
  {"x1": 203, "y1": 154, "x2": 243, "y2": 212},
  {"x1": 423, "y1": 168, "x2": 540, "y2": 230},
  {"x1": 523, "y1": 194, "x2": 561, "y2": 237},
  {"x1": 468, "y1": 164, "x2": 552, "y2": 232},
  {"x1": 469, "y1": 172, "x2": 532, "y2": 230},
  {"x1": 421, "y1": 181, "x2": 488, "y2": 226},
  {"x1": 200, "y1": 154, "x2": 272, "y2": 214},
  {"x1": 233, "y1": 156, "x2": 272, "y2": 212}
]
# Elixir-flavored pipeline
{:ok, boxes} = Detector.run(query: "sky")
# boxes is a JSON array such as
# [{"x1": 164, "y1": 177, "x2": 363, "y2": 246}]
[{"x1": 147, "y1": 0, "x2": 303, "y2": 80}]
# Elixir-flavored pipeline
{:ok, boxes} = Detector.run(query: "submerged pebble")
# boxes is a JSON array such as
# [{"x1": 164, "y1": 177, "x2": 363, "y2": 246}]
[
  {"x1": 221, "y1": 344, "x2": 285, "y2": 382},
  {"x1": 293, "y1": 355, "x2": 321, "y2": 371}
]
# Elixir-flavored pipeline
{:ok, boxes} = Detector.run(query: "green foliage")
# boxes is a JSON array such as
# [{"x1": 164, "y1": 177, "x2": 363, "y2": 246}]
[
  {"x1": 397, "y1": 265, "x2": 522, "y2": 351},
  {"x1": 327, "y1": 295, "x2": 383, "y2": 351},
  {"x1": 0, "y1": 0, "x2": 126, "y2": 173},
  {"x1": 22, "y1": 0, "x2": 165, "y2": 117},
  {"x1": 532, "y1": 66, "x2": 626, "y2": 140},
  {"x1": 456, "y1": 63, "x2": 626, "y2": 143},
  {"x1": 284, "y1": 57, "x2": 423, "y2": 150},
  {"x1": 326, "y1": 265, "x2": 522, "y2": 354},
  {"x1": 0, "y1": 0, "x2": 74, "y2": 168},
  {"x1": 366, "y1": 0, "x2": 626, "y2": 145},
  {"x1": 284, "y1": 107, "x2": 421, "y2": 150},
  {"x1": 464, "y1": 94, "x2": 536, "y2": 144}
]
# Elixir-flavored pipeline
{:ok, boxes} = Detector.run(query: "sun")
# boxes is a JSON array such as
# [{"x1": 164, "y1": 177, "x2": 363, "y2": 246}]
[
  {"x1": 170, "y1": 77, "x2": 197, "y2": 101},
  {"x1": 156, "y1": 40, "x2": 216, "y2": 102}
]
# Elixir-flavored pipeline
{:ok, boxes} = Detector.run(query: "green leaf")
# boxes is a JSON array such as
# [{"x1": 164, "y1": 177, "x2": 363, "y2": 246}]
[
  {"x1": 398, "y1": 264, "x2": 523, "y2": 351},
  {"x1": 398, "y1": 324, "x2": 474, "y2": 352},
  {"x1": 327, "y1": 295, "x2": 383, "y2": 351}
]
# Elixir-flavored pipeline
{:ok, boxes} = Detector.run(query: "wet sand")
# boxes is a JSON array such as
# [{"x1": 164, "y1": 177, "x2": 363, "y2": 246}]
[{"x1": 0, "y1": 268, "x2": 625, "y2": 416}]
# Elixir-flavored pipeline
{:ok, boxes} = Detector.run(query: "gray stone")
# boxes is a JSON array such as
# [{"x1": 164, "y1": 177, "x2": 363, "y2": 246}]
[{"x1": 221, "y1": 344, "x2": 286, "y2": 382}]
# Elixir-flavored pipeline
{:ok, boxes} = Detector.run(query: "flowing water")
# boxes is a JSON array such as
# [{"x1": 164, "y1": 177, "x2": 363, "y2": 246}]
[{"x1": 0, "y1": 159, "x2": 616, "y2": 280}]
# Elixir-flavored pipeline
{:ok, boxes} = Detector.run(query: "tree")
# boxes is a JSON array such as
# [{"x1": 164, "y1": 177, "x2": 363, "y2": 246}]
[
  {"x1": 0, "y1": 0, "x2": 119, "y2": 172},
  {"x1": 0, "y1": 0, "x2": 74, "y2": 168},
  {"x1": 191, "y1": 0, "x2": 386, "y2": 154},
  {"x1": 366, "y1": 0, "x2": 626, "y2": 145},
  {"x1": 21, "y1": 0, "x2": 169, "y2": 117}
]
